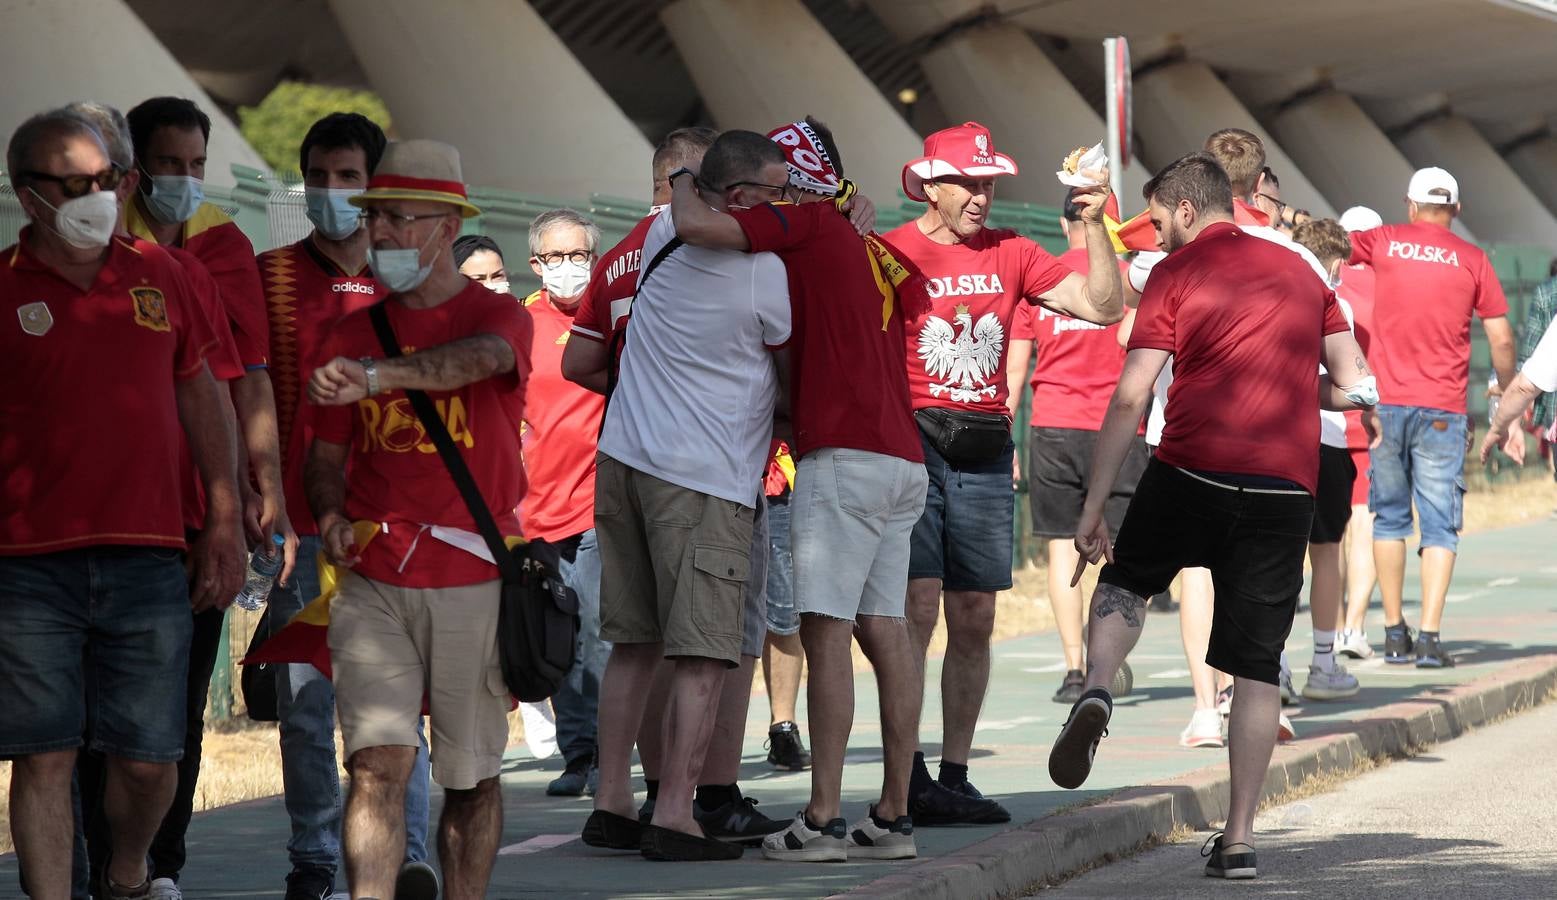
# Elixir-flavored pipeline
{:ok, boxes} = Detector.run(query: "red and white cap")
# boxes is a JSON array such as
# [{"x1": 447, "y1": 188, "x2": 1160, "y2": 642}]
[{"x1": 902, "y1": 121, "x2": 1019, "y2": 202}]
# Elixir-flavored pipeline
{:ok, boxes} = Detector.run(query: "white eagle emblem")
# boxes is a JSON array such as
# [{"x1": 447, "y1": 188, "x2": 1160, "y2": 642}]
[
  {"x1": 974, "y1": 133, "x2": 989, "y2": 153},
  {"x1": 918, "y1": 303, "x2": 1004, "y2": 403}
]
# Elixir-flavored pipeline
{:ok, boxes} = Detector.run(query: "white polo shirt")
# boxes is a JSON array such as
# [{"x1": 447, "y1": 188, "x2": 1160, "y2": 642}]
[{"x1": 599, "y1": 208, "x2": 791, "y2": 507}]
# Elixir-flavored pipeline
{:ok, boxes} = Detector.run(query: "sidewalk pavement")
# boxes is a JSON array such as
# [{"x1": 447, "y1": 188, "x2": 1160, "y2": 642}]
[{"x1": 2, "y1": 520, "x2": 1553, "y2": 898}]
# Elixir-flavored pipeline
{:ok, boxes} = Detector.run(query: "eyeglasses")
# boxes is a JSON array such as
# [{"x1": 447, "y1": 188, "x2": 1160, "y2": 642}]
[
  {"x1": 1256, "y1": 192, "x2": 1286, "y2": 221},
  {"x1": 360, "y1": 208, "x2": 448, "y2": 228},
  {"x1": 21, "y1": 167, "x2": 125, "y2": 199},
  {"x1": 726, "y1": 181, "x2": 794, "y2": 202},
  {"x1": 532, "y1": 250, "x2": 593, "y2": 268}
]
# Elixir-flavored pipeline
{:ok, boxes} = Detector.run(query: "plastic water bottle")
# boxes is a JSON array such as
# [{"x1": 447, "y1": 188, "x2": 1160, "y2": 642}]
[{"x1": 234, "y1": 534, "x2": 286, "y2": 611}]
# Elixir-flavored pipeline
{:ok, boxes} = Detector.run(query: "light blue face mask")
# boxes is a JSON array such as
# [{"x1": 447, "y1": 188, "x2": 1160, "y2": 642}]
[
  {"x1": 305, "y1": 187, "x2": 363, "y2": 240},
  {"x1": 144, "y1": 173, "x2": 204, "y2": 224},
  {"x1": 368, "y1": 228, "x2": 441, "y2": 293}
]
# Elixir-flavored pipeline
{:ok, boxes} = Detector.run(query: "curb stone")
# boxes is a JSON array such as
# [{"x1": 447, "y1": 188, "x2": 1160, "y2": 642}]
[{"x1": 836, "y1": 654, "x2": 1557, "y2": 899}]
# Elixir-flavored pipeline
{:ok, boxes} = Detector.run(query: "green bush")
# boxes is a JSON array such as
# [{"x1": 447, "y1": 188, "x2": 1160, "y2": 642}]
[{"x1": 238, "y1": 81, "x2": 391, "y2": 179}]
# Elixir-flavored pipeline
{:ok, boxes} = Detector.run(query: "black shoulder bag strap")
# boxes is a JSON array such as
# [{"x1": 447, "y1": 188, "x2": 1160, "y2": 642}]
[
  {"x1": 603, "y1": 236, "x2": 683, "y2": 403},
  {"x1": 367, "y1": 302, "x2": 521, "y2": 583}
]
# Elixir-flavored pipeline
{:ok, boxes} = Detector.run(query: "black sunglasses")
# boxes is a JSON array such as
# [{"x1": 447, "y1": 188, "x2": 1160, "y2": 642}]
[{"x1": 21, "y1": 167, "x2": 125, "y2": 199}]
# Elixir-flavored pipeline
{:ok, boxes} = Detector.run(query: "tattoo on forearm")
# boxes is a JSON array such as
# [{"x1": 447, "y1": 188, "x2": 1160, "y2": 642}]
[
  {"x1": 1092, "y1": 583, "x2": 1147, "y2": 627},
  {"x1": 385, "y1": 335, "x2": 515, "y2": 391}
]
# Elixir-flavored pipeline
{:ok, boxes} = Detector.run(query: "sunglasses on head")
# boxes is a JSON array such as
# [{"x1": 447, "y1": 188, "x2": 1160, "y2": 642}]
[{"x1": 22, "y1": 166, "x2": 125, "y2": 199}]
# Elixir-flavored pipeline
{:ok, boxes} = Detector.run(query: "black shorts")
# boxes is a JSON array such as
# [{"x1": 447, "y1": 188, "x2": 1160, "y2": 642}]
[
  {"x1": 1310, "y1": 445, "x2": 1356, "y2": 543},
  {"x1": 1097, "y1": 459, "x2": 1315, "y2": 685},
  {"x1": 1028, "y1": 427, "x2": 1149, "y2": 539}
]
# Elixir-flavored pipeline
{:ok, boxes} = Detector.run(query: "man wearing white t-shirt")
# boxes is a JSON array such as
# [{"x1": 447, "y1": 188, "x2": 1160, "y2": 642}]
[{"x1": 582, "y1": 131, "x2": 792, "y2": 863}]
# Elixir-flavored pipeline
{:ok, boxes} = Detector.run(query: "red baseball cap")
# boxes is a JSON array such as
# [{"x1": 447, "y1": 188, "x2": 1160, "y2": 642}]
[{"x1": 902, "y1": 121, "x2": 1019, "y2": 202}]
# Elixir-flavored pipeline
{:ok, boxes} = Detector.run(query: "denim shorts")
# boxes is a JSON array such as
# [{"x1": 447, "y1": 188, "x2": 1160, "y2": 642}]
[
  {"x1": 908, "y1": 429, "x2": 1015, "y2": 592},
  {"x1": 763, "y1": 494, "x2": 798, "y2": 636},
  {"x1": 0, "y1": 547, "x2": 193, "y2": 761},
  {"x1": 1369, "y1": 405, "x2": 1467, "y2": 552}
]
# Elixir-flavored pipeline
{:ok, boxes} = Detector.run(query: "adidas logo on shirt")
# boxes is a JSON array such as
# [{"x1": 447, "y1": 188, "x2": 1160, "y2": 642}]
[
  {"x1": 1386, "y1": 241, "x2": 1460, "y2": 267},
  {"x1": 332, "y1": 282, "x2": 377, "y2": 294}
]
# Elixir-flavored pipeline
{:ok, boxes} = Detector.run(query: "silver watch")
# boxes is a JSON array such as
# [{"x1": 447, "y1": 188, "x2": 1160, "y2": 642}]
[{"x1": 359, "y1": 357, "x2": 380, "y2": 397}]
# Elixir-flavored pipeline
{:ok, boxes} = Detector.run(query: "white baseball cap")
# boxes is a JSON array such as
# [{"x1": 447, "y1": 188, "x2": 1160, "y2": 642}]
[
  {"x1": 1407, "y1": 167, "x2": 1459, "y2": 205},
  {"x1": 1338, "y1": 206, "x2": 1383, "y2": 232}
]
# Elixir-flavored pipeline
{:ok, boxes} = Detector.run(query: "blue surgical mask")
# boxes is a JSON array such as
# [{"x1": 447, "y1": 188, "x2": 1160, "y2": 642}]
[
  {"x1": 144, "y1": 173, "x2": 203, "y2": 224},
  {"x1": 305, "y1": 187, "x2": 363, "y2": 240},
  {"x1": 368, "y1": 229, "x2": 441, "y2": 293}
]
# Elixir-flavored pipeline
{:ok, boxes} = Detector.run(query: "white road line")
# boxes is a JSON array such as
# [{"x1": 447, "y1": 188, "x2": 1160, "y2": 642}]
[
  {"x1": 1021, "y1": 663, "x2": 1071, "y2": 674},
  {"x1": 1148, "y1": 668, "x2": 1191, "y2": 679},
  {"x1": 498, "y1": 834, "x2": 579, "y2": 856},
  {"x1": 1487, "y1": 576, "x2": 1519, "y2": 588}
]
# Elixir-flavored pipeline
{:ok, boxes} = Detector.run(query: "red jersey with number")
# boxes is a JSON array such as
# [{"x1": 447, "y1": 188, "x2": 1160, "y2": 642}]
[
  {"x1": 571, "y1": 212, "x2": 658, "y2": 354},
  {"x1": 519, "y1": 289, "x2": 602, "y2": 541},
  {"x1": 260, "y1": 237, "x2": 384, "y2": 535},
  {"x1": 883, "y1": 220, "x2": 1071, "y2": 417},
  {"x1": 1, "y1": 233, "x2": 214, "y2": 553},
  {"x1": 1010, "y1": 248, "x2": 1130, "y2": 432},
  {"x1": 1130, "y1": 223, "x2": 1349, "y2": 493},
  {"x1": 1349, "y1": 221, "x2": 1507, "y2": 414},
  {"x1": 731, "y1": 202, "x2": 922, "y2": 461},
  {"x1": 1338, "y1": 262, "x2": 1377, "y2": 451}
]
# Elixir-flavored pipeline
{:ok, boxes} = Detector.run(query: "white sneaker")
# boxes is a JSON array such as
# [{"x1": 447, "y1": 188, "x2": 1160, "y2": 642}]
[
  {"x1": 1302, "y1": 662, "x2": 1361, "y2": 700},
  {"x1": 518, "y1": 701, "x2": 558, "y2": 759},
  {"x1": 761, "y1": 810, "x2": 847, "y2": 862},
  {"x1": 1278, "y1": 659, "x2": 1295, "y2": 706},
  {"x1": 845, "y1": 806, "x2": 917, "y2": 859},
  {"x1": 1337, "y1": 629, "x2": 1374, "y2": 659},
  {"x1": 1277, "y1": 714, "x2": 1297, "y2": 742},
  {"x1": 1179, "y1": 708, "x2": 1224, "y2": 748},
  {"x1": 147, "y1": 878, "x2": 183, "y2": 900}
]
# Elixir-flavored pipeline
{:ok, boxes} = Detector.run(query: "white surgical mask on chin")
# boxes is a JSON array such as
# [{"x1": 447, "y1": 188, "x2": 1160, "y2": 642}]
[
  {"x1": 541, "y1": 259, "x2": 590, "y2": 300},
  {"x1": 33, "y1": 188, "x2": 118, "y2": 249}
]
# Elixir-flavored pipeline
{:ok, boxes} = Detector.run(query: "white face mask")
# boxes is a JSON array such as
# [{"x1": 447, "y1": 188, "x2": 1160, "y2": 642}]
[
  {"x1": 486, "y1": 280, "x2": 510, "y2": 295},
  {"x1": 368, "y1": 227, "x2": 441, "y2": 294},
  {"x1": 540, "y1": 259, "x2": 590, "y2": 299},
  {"x1": 33, "y1": 188, "x2": 118, "y2": 249}
]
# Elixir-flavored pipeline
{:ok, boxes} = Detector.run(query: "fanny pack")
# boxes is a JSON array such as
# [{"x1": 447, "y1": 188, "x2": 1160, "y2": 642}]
[{"x1": 914, "y1": 407, "x2": 1011, "y2": 467}]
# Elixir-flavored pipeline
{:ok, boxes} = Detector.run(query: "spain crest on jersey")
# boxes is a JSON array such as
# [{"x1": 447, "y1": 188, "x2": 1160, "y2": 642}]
[{"x1": 130, "y1": 286, "x2": 171, "y2": 333}]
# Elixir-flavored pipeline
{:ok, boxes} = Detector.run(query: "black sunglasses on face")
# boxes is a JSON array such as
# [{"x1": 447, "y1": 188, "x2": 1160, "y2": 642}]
[
  {"x1": 22, "y1": 166, "x2": 125, "y2": 199},
  {"x1": 725, "y1": 181, "x2": 793, "y2": 202}
]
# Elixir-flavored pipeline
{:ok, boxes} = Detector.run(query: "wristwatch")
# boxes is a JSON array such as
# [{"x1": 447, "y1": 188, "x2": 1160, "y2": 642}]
[
  {"x1": 359, "y1": 357, "x2": 380, "y2": 397},
  {"x1": 668, "y1": 166, "x2": 696, "y2": 185}
]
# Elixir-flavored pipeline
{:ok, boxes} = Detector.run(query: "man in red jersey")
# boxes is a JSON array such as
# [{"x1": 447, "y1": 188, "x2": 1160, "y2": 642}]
[
  {"x1": 883, "y1": 121, "x2": 1122, "y2": 825},
  {"x1": 0, "y1": 109, "x2": 244, "y2": 900},
  {"x1": 1005, "y1": 188, "x2": 1142, "y2": 707},
  {"x1": 1049, "y1": 153, "x2": 1373, "y2": 881},
  {"x1": 259, "y1": 113, "x2": 436, "y2": 900},
  {"x1": 305, "y1": 140, "x2": 532, "y2": 900},
  {"x1": 672, "y1": 117, "x2": 933, "y2": 862},
  {"x1": 1350, "y1": 167, "x2": 1517, "y2": 667}
]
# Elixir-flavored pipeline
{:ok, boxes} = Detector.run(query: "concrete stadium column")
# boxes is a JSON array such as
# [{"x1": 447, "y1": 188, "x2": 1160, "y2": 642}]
[
  {"x1": 1133, "y1": 60, "x2": 1335, "y2": 217},
  {"x1": 328, "y1": 0, "x2": 651, "y2": 201},
  {"x1": 661, "y1": 0, "x2": 922, "y2": 204},
  {"x1": 1393, "y1": 115, "x2": 1557, "y2": 245},
  {"x1": 1268, "y1": 90, "x2": 1476, "y2": 240},
  {"x1": 1502, "y1": 133, "x2": 1557, "y2": 220},
  {"x1": 0, "y1": 0, "x2": 268, "y2": 187}
]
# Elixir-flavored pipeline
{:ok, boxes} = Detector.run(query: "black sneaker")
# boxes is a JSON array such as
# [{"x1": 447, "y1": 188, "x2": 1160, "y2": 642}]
[
  {"x1": 1053, "y1": 669, "x2": 1084, "y2": 704},
  {"x1": 909, "y1": 778, "x2": 1008, "y2": 826},
  {"x1": 1384, "y1": 624, "x2": 1415, "y2": 665},
  {"x1": 766, "y1": 721, "x2": 812, "y2": 771},
  {"x1": 943, "y1": 779, "x2": 1010, "y2": 823},
  {"x1": 694, "y1": 788, "x2": 788, "y2": 845},
  {"x1": 394, "y1": 860, "x2": 439, "y2": 900},
  {"x1": 1150, "y1": 591, "x2": 1178, "y2": 613},
  {"x1": 1201, "y1": 832, "x2": 1257, "y2": 879},
  {"x1": 1415, "y1": 633, "x2": 1455, "y2": 668},
  {"x1": 548, "y1": 753, "x2": 592, "y2": 796},
  {"x1": 1048, "y1": 687, "x2": 1112, "y2": 790},
  {"x1": 284, "y1": 867, "x2": 334, "y2": 900}
]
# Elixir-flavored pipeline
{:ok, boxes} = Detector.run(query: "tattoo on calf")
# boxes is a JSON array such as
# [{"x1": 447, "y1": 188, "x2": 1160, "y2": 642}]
[{"x1": 1092, "y1": 583, "x2": 1147, "y2": 628}]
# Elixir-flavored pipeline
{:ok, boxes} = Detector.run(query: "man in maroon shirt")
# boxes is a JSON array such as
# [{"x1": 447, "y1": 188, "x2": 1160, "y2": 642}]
[{"x1": 1048, "y1": 153, "x2": 1373, "y2": 880}]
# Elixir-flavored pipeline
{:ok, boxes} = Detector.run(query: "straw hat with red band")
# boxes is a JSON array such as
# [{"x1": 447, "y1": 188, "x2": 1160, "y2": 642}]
[
  {"x1": 902, "y1": 121, "x2": 1019, "y2": 203},
  {"x1": 349, "y1": 139, "x2": 482, "y2": 218}
]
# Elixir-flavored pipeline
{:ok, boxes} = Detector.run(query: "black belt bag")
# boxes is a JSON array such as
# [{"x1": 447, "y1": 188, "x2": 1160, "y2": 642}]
[{"x1": 915, "y1": 407, "x2": 1011, "y2": 467}]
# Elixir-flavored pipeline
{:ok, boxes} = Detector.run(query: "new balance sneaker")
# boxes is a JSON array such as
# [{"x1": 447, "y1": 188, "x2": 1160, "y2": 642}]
[
  {"x1": 1277, "y1": 714, "x2": 1296, "y2": 742},
  {"x1": 1415, "y1": 633, "x2": 1455, "y2": 668},
  {"x1": 909, "y1": 778, "x2": 1009, "y2": 825},
  {"x1": 1337, "y1": 628, "x2": 1374, "y2": 659},
  {"x1": 1112, "y1": 660, "x2": 1135, "y2": 698},
  {"x1": 1053, "y1": 669, "x2": 1085, "y2": 704},
  {"x1": 1201, "y1": 832, "x2": 1257, "y2": 879},
  {"x1": 761, "y1": 811, "x2": 847, "y2": 862},
  {"x1": 1384, "y1": 624, "x2": 1415, "y2": 664},
  {"x1": 147, "y1": 878, "x2": 182, "y2": 900},
  {"x1": 394, "y1": 860, "x2": 439, "y2": 900},
  {"x1": 766, "y1": 721, "x2": 812, "y2": 771},
  {"x1": 1048, "y1": 687, "x2": 1112, "y2": 790},
  {"x1": 1178, "y1": 708, "x2": 1223, "y2": 748},
  {"x1": 694, "y1": 788, "x2": 787, "y2": 844},
  {"x1": 1302, "y1": 663, "x2": 1360, "y2": 700},
  {"x1": 846, "y1": 807, "x2": 916, "y2": 860}
]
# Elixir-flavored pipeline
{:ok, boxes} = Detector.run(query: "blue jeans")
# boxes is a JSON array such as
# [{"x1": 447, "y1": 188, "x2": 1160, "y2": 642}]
[
  {"x1": 274, "y1": 536, "x2": 431, "y2": 876},
  {"x1": 552, "y1": 529, "x2": 609, "y2": 764},
  {"x1": 907, "y1": 431, "x2": 1017, "y2": 592},
  {"x1": 1369, "y1": 405, "x2": 1467, "y2": 552},
  {"x1": 763, "y1": 495, "x2": 799, "y2": 636}
]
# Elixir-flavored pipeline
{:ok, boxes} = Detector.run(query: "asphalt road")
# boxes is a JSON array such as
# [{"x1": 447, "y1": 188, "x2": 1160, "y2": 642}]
[{"x1": 1041, "y1": 696, "x2": 1557, "y2": 898}]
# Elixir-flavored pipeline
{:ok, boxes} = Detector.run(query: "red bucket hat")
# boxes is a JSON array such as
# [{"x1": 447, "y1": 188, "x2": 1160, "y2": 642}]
[{"x1": 902, "y1": 121, "x2": 1019, "y2": 202}]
